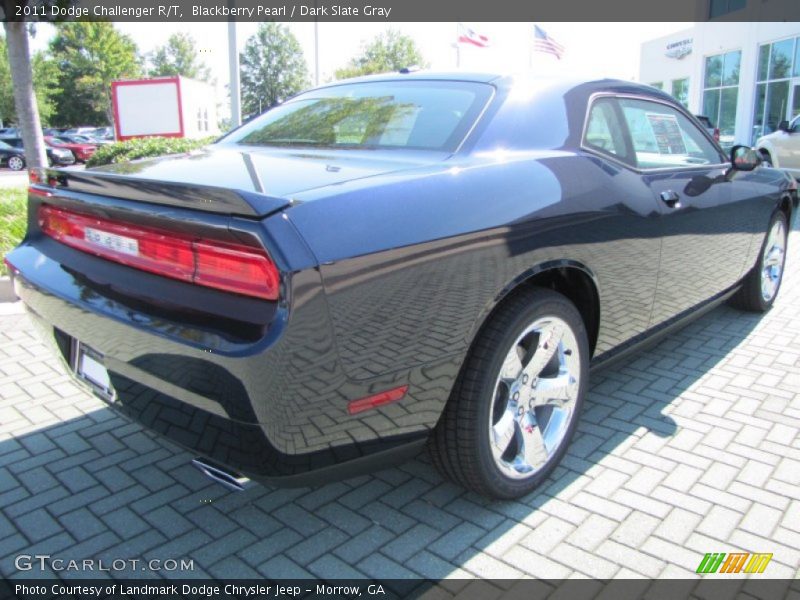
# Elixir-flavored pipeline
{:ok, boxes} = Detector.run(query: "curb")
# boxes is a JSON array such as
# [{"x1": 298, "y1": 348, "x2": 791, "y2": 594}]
[{"x1": 0, "y1": 276, "x2": 17, "y2": 303}]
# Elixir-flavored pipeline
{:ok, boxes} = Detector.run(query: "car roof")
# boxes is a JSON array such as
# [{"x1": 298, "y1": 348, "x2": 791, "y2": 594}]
[{"x1": 313, "y1": 70, "x2": 671, "y2": 101}]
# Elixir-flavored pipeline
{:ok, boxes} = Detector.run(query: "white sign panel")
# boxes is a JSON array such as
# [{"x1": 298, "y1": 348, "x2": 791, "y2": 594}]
[{"x1": 116, "y1": 81, "x2": 182, "y2": 137}]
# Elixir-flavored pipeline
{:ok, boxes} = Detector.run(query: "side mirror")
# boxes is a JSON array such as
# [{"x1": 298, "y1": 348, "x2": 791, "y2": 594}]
[
  {"x1": 778, "y1": 120, "x2": 790, "y2": 132},
  {"x1": 730, "y1": 145, "x2": 761, "y2": 171}
]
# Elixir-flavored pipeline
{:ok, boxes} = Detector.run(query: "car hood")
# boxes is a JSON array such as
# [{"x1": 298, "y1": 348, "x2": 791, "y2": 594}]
[
  {"x1": 55, "y1": 145, "x2": 447, "y2": 217},
  {"x1": 756, "y1": 131, "x2": 784, "y2": 145}
]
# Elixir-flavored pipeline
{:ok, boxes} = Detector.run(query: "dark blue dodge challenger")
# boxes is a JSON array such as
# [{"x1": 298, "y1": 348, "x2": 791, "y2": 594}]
[{"x1": 6, "y1": 73, "x2": 797, "y2": 499}]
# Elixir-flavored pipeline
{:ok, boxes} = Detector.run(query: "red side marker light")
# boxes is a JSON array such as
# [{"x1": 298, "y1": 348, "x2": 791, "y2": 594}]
[{"x1": 347, "y1": 385, "x2": 409, "y2": 415}]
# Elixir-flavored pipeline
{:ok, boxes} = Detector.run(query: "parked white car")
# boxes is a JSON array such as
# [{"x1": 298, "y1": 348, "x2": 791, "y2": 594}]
[{"x1": 755, "y1": 115, "x2": 800, "y2": 176}]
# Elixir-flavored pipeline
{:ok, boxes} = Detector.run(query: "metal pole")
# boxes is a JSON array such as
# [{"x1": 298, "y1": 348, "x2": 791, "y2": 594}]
[
  {"x1": 528, "y1": 25, "x2": 533, "y2": 70},
  {"x1": 455, "y1": 23, "x2": 460, "y2": 68},
  {"x1": 228, "y1": 20, "x2": 241, "y2": 126},
  {"x1": 314, "y1": 20, "x2": 320, "y2": 86}
]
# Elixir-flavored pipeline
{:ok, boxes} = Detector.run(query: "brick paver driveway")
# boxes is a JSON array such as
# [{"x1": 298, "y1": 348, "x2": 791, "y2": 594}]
[{"x1": 1, "y1": 222, "x2": 799, "y2": 582}]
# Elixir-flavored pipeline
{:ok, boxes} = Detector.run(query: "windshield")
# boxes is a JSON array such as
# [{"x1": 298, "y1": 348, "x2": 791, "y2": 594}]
[{"x1": 224, "y1": 80, "x2": 493, "y2": 152}]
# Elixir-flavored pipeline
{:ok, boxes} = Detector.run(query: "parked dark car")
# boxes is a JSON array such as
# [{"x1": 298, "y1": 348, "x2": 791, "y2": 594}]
[
  {"x1": 0, "y1": 139, "x2": 26, "y2": 171},
  {"x1": 0, "y1": 136, "x2": 76, "y2": 168},
  {"x1": 5, "y1": 74, "x2": 797, "y2": 499}
]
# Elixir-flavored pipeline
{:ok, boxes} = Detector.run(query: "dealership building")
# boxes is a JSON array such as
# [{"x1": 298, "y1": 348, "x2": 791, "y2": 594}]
[{"x1": 640, "y1": 22, "x2": 800, "y2": 147}]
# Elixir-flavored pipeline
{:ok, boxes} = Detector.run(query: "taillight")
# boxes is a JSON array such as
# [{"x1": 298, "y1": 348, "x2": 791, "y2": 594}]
[
  {"x1": 38, "y1": 205, "x2": 279, "y2": 300},
  {"x1": 28, "y1": 168, "x2": 57, "y2": 195}
]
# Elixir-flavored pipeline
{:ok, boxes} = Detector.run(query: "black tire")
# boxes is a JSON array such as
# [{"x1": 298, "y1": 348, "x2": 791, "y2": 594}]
[
  {"x1": 730, "y1": 211, "x2": 788, "y2": 312},
  {"x1": 428, "y1": 287, "x2": 589, "y2": 499},
  {"x1": 7, "y1": 155, "x2": 25, "y2": 171},
  {"x1": 760, "y1": 150, "x2": 773, "y2": 168}
]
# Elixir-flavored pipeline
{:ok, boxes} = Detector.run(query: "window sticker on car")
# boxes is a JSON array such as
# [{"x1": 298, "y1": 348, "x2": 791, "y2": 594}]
[{"x1": 646, "y1": 113, "x2": 687, "y2": 155}]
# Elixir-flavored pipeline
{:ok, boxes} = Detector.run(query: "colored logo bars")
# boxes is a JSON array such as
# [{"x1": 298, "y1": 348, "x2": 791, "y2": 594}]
[{"x1": 696, "y1": 552, "x2": 773, "y2": 574}]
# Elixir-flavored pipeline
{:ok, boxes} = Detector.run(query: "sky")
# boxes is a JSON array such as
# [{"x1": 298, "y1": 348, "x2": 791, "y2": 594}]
[{"x1": 28, "y1": 22, "x2": 688, "y2": 116}]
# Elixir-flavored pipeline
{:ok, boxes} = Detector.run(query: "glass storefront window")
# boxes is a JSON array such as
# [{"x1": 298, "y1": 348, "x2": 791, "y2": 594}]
[
  {"x1": 752, "y1": 36, "x2": 800, "y2": 142},
  {"x1": 758, "y1": 44, "x2": 770, "y2": 82},
  {"x1": 650, "y1": 82, "x2": 664, "y2": 90},
  {"x1": 769, "y1": 38, "x2": 794, "y2": 80},
  {"x1": 703, "y1": 89, "x2": 720, "y2": 125},
  {"x1": 719, "y1": 88, "x2": 738, "y2": 136},
  {"x1": 795, "y1": 42, "x2": 800, "y2": 78},
  {"x1": 704, "y1": 55, "x2": 722, "y2": 88},
  {"x1": 722, "y1": 52, "x2": 741, "y2": 86},
  {"x1": 671, "y1": 78, "x2": 689, "y2": 108},
  {"x1": 702, "y1": 50, "x2": 740, "y2": 145},
  {"x1": 793, "y1": 84, "x2": 800, "y2": 120},
  {"x1": 753, "y1": 83, "x2": 767, "y2": 142},
  {"x1": 766, "y1": 80, "x2": 790, "y2": 134},
  {"x1": 709, "y1": 0, "x2": 745, "y2": 18}
]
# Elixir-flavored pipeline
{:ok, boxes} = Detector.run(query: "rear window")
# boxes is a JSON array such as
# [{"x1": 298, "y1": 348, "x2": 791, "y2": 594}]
[{"x1": 224, "y1": 80, "x2": 493, "y2": 152}]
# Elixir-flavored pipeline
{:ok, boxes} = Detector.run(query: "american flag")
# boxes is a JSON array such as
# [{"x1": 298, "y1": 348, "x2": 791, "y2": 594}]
[
  {"x1": 457, "y1": 23, "x2": 490, "y2": 48},
  {"x1": 533, "y1": 25, "x2": 564, "y2": 60}
]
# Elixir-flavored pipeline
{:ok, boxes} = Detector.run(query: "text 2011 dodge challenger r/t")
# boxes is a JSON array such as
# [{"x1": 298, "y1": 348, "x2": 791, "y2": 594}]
[{"x1": 5, "y1": 73, "x2": 797, "y2": 499}]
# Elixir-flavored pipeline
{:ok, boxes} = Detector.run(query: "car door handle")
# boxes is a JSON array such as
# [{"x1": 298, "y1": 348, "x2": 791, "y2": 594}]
[{"x1": 660, "y1": 190, "x2": 681, "y2": 208}]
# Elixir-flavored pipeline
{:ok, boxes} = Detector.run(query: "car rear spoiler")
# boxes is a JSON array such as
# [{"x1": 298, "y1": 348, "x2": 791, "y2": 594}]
[{"x1": 45, "y1": 169, "x2": 292, "y2": 218}]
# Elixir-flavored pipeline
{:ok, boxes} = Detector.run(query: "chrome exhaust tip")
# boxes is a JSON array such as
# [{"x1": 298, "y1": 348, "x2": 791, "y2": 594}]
[{"x1": 192, "y1": 458, "x2": 252, "y2": 492}]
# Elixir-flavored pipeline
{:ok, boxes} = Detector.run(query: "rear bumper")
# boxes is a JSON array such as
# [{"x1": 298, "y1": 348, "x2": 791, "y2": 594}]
[{"x1": 6, "y1": 233, "x2": 442, "y2": 483}]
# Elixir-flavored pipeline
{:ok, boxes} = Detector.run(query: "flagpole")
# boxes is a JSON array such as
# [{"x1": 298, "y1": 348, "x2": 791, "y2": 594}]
[
  {"x1": 314, "y1": 17, "x2": 320, "y2": 86},
  {"x1": 528, "y1": 24, "x2": 533, "y2": 72},
  {"x1": 455, "y1": 23, "x2": 460, "y2": 68}
]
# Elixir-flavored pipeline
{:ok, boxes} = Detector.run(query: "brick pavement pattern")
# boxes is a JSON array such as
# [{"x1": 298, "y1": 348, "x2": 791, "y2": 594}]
[{"x1": 0, "y1": 223, "x2": 799, "y2": 582}]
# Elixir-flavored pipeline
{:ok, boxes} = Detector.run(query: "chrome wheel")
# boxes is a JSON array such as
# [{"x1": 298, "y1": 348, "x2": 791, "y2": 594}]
[
  {"x1": 489, "y1": 316, "x2": 581, "y2": 479},
  {"x1": 7, "y1": 156, "x2": 24, "y2": 171},
  {"x1": 761, "y1": 219, "x2": 786, "y2": 302}
]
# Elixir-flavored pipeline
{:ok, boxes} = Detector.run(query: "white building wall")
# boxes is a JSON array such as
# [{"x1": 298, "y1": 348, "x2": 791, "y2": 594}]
[
  {"x1": 640, "y1": 22, "x2": 800, "y2": 146},
  {"x1": 179, "y1": 77, "x2": 221, "y2": 139}
]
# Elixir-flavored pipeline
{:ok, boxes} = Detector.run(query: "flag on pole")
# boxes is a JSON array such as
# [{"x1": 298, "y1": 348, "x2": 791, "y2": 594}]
[
  {"x1": 457, "y1": 23, "x2": 490, "y2": 48},
  {"x1": 533, "y1": 25, "x2": 564, "y2": 60}
]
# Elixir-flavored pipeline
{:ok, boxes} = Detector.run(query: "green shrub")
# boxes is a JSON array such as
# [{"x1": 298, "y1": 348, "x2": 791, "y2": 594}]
[
  {"x1": 0, "y1": 187, "x2": 28, "y2": 276},
  {"x1": 86, "y1": 136, "x2": 217, "y2": 168}
]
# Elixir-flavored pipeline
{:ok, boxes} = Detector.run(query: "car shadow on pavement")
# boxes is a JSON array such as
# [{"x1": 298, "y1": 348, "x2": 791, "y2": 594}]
[{"x1": 0, "y1": 296, "x2": 767, "y2": 581}]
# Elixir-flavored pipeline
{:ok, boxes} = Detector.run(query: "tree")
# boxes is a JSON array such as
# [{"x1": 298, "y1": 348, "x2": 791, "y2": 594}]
[
  {"x1": 1, "y1": 36, "x2": 59, "y2": 126},
  {"x1": 2, "y1": 22, "x2": 47, "y2": 168},
  {"x1": 334, "y1": 30, "x2": 427, "y2": 80},
  {"x1": 49, "y1": 22, "x2": 142, "y2": 127},
  {"x1": 0, "y1": 34, "x2": 13, "y2": 126},
  {"x1": 239, "y1": 23, "x2": 309, "y2": 117},
  {"x1": 149, "y1": 32, "x2": 211, "y2": 81}
]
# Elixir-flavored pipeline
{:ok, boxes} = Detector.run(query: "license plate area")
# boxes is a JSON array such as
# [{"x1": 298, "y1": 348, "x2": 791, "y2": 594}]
[
  {"x1": 71, "y1": 340, "x2": 116, "y2": 402},
  {"x1": 84, "y1": 227, "x2": 139, "y2": 256}
]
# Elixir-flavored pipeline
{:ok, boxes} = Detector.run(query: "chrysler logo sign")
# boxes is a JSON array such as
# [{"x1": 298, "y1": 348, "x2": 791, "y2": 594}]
[{"x1": 666, "y1": 38, "x2": 693, "y2": 59}]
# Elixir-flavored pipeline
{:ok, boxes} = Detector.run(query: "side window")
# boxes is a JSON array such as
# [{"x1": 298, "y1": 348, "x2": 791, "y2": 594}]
[
  {"x1": 618, "y1": 98, "x2": 724, "y2": 169},
  {"x1": 583, "y1": 97, "x2": 630, "y2": 163}
]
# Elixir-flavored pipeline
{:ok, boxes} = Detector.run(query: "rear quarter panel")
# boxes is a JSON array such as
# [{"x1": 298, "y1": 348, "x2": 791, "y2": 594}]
[{"x1": 288, "y1": 151, "x2": 663, "y2": 382}]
